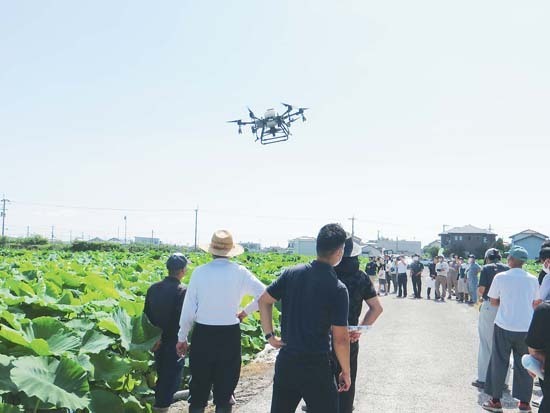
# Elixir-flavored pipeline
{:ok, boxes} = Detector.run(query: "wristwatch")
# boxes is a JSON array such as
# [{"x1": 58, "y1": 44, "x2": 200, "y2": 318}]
[{"x1": 265, "y1": 332, "x2": 274, "y2": 340}]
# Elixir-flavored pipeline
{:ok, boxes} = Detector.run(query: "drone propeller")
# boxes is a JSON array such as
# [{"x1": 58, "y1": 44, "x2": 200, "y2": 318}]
[
  {"x1": 247, "y1": 107, "x2": 257, "y2": 120},
  {"x1": 281, "y1": 102, "x2": 294, "y2": 116}
]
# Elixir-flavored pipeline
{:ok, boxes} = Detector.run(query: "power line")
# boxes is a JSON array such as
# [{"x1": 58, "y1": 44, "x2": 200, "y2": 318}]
[{"x1": 11, "y1": 200, "x2": 196, "y2": 213}]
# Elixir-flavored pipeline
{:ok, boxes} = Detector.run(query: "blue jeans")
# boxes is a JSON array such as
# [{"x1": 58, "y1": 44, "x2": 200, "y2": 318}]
[
  {"x1": 468, "y1": 275, "x2": 478, "y2": 302},
  {"x1": 154, "y1": 341, "x2": 185, "y2": 408}
]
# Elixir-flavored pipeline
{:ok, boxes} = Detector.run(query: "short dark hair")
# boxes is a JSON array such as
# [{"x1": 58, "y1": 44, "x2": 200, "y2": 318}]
[{"x1": 316, "y1": 224, "x2": 347, "y2": 257}]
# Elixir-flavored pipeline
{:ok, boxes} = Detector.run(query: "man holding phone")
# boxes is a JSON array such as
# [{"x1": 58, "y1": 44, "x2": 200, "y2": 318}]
[{"x1": 259, "y1": 223, "x2": 351, "y2": 413}]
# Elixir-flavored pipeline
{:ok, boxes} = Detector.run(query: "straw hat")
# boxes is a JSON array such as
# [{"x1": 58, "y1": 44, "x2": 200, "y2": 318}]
[{"x1": 200, "y1": 230, "x2": 244, "y2": 257}]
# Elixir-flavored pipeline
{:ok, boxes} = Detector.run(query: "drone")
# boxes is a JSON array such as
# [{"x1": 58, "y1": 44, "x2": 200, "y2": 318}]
[{"x1": 228, "y1": 103, "x2": 308, "y2": 145}]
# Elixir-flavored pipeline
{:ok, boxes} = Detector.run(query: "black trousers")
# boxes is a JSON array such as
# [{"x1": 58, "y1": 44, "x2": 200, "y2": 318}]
[
  {"x1": 332, "y1": 342, "x2": 359, "y2": 413},
  {"x1": 397, "y1": 273, "x2": 407, "y2": 297},
  {"x1": 271, "y1": 351, "x2": 338, "y2": 413},
  {"x1": 411, "y1": 274, "x2": 422, "y2": 298},
  {"x1": 189, "y1": 323, "x2": 241, "y2": 408},
  {"x1": 154, "y1": 340, "x2": 185, "y2": 408}
]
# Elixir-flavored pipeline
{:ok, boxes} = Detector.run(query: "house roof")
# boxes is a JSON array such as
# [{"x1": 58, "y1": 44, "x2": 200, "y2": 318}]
[
  {"x1": 439, "y1": 225, "x2": 495, "y2": 235},
  {"x1": 509, "y1": 229, "x2": 549, "y2": 241}
]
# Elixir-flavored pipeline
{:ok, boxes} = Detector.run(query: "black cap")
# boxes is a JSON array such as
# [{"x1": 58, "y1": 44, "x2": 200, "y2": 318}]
[
  {"x1": 539, "y1": 247, "x2": 550, "y2": 262},
  {"x1": 484, "y1": 248, "x2": 501, "y2": 261},
  {"x1": 468, "y1": 254, "x2": 476, "y2": 259},
  {"x1": 343, "y1": 237, "x2": 362, "y2": 257},
  {"x1": 166, "y1": 253, "x2": 189, "y2": 272}
]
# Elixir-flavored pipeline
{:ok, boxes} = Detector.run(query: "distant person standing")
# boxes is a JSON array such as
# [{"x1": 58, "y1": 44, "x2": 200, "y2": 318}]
[
  {"x1": 376, "y1": 257, "x2": 388, "y2": 295},
  {"x1": 177, "y1": 230, "x2": 266, "y2": 413},
  {"x1": 482, "y1": 246, "x2": 541, "y2": 413},
  {"x1": 365, "y1": 258, "x2": 378, "y2": 287},
  {"x1": 472, "y1": 248, "x2": 509, "y2": 390},
  {"x1": 447, "y1": 257, "x2": 459, "y2": 299},
  {"x1": 144, "y1": 254, "x2": 188, "y2": 413},
  {"x1": 457, "y1": 257, "x2": 468, "y2": 303},
  {"x1": 396, "y1": 256, "x2": 408, "y2": 298},
  {"x1": 259, "y1": 224, "x2": 351, "y2": 413},
  {"x1": 426, "y1": 257, "x2": 437, "y2": 300},
  {"x1": 435, "y1": 255, "x2": 449, "y2": 301},
  {"x1": 388, "y1": 258, "x2": 398, "y2": 294},
  {"x1": 465, "y1": 254, "x2": 481, "y2": 305},
  {"x1": 409, "y1": 254, "x2": 424, "y2": 299}
]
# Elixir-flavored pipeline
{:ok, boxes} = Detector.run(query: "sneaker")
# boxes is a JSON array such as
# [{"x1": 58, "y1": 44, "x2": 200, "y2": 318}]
[
  {"x1": 518, "y1": 402, "x2": 532, "y2": 412},
  {"x1": 482, "y1": 400, "x2": 503, "y2": 412},
  {"x1": 471, "y1": 380, "x2": 485, "y2": 389}
]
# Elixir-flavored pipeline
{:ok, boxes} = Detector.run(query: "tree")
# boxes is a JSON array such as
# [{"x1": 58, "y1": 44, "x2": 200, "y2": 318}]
[{"x1": 423, "y1": 245, "x2": 440, "y2": 259}]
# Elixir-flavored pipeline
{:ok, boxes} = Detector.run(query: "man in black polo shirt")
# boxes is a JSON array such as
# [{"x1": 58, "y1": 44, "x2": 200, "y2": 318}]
[
  {"x1": 259, "y1": 223, "x2": 351, "y2": 413},
  {"x1": 144, "y1": 253, "x2": 188, "y2": 413},
  {"x1": 472, "y1": 248, "x2": 509, "y2": 389}
]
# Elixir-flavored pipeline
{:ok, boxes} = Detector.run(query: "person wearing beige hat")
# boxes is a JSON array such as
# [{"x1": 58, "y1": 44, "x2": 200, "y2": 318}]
[{"x1": 176, "y1": 230, "x2": 266, "y2": 413}]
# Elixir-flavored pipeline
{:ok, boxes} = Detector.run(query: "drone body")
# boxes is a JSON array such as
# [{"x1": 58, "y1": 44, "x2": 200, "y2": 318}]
[{"x1": 228, "y1": 103, "x2": 308, "y2": 145}]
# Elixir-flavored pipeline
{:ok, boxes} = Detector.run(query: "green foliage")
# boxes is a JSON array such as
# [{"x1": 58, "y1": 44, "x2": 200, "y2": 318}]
[
  {"x1": 423, "y1": 245, "x2": 440, "y2": 259},
  {"x1": 0, "y1": 249, "x2": 300, "y2": 411}
]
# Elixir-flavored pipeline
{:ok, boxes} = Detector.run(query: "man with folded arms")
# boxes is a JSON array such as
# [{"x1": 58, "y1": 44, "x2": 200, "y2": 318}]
[
  {"x1": 176, "y1": 230, "x2": 266, "y2": 413},
  {"x1": 483, "y1": 246, "x2": 541, "y2": 413},
  {"x1": 259, "y1": 223, "x2": 351, "y2": 413}
]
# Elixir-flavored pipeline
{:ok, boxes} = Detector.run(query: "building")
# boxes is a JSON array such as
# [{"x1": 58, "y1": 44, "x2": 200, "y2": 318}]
[
  {"x1": 288, "y1": 236, "x2": 317, "y2": 256},
  {"x1": 510, "y1": 230, "x2": 549, "y2": 260},
  {"x1": 439, "y1": 225, "x2": 496, "y2": 257},
  {"x1": 241, "y1": 242, "x2": 262, "y2": 252},
  {"x1": 135, "y1": 236, "x2": 161, "y2": 246},
  {"x1": 367, "y1": 239, "x2": 422, "y2": 256},
  {"x1": 361, "y1": 244, "x2": 384, "y2": 257}
]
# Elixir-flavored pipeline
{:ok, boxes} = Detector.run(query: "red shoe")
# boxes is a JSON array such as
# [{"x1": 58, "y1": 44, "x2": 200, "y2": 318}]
[
  {"x1": 518, "y1": 402, "x2": 532, "y2": 412},
  {"x1": 482, "y1": 400, "x2": 503, "y2": 412}
]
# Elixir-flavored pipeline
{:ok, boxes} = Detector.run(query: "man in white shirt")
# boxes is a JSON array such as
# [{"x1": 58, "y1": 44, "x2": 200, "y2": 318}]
[
  {"x1": 435, "y1": 255, "x2": 449, "y2": 302},
  {"x1": 482, "y1": 246, "x2": 541, "y2": 413},
  {"x1": 396, "y1": 256, "x2": 409, "y2": 298},
  {"x1": 176, "y1": 230, "x2": 266, "y2": 413}
]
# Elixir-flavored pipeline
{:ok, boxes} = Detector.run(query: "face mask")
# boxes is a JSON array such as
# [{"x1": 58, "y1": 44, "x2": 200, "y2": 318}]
[
  {"x1": 469, "y1": 258, "x2": 475, "y2": 264},
  {"x1": 543, "y1": 260, "x2": 550, "y2": 274},
  {"x1": 413, "y1": 257, "x2": 419, "y2": 262}
]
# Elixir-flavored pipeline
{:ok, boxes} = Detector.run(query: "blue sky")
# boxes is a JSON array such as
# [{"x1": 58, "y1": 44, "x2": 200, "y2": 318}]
[{"x1": 1, "y1": 1, "x2": 549, "y2": 246}]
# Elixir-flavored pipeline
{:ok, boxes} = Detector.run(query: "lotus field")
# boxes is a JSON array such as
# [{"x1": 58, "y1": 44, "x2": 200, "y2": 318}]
[{"x1": 0, "y1": 249, "x2": 306, "y2": 413}]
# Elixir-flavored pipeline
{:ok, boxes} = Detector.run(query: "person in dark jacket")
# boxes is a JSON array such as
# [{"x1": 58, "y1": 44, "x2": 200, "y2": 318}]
[
  {"x1": 144, "y1": 253, "x2": 189, "y2": 413},
  {"x1": 410, "y1": 254, "x2": 424, "y2": 299}
]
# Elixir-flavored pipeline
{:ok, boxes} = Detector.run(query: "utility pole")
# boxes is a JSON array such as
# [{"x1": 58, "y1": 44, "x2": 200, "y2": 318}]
[
  {"x1": 442, "y1": 224, "x2": 449, "y2": 233},
  {"x1": 26, "y1": 226, "x2": 30, "y2": 237},
  {"x1": 69, "y1": 231, "x2": 72, "y2": 243},
  {"x1": 377, "y1": 230, "x2": 380, "y2": 241},
  {"x1": 151, "y1": 230, "x2": 154, "y2": 246},
  {"x1": 348, "y1": 216, "x2": 356, "y2": 238},
  {"x1": 124, "y1": 216, "x2": 127, "y2": 244},
  {"x1": 51, "y1": 226, "x2": 54, "y2": 242},
  {"x1": 1, "y1": 196, "x2": 10, "y2": 238},
  {"x1": 194, "y1": 207, "x2": 199, "y2": 251}
]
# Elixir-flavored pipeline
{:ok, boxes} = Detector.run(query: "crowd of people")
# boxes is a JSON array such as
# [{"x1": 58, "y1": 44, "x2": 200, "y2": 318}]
[{"x1": 143, "y1": 225, "x2": 549, "y2": 413}]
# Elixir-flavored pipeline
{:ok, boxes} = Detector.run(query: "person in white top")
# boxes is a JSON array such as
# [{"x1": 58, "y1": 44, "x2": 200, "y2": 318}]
[
  {"x1": 396, "y1": 256, "x2": 409, "y2": 298},
  {"x1": 176, "y1": 230, "x2": 265, "y2": 413},
  {"x1": 482, "y1": 246, "x2": 541, "y2": 413},
  {"x1": 434, "y1": 255, "x2": 449, "y2": 301}
]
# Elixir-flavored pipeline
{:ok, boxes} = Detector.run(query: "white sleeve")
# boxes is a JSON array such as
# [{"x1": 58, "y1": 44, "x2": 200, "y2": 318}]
[
  {"x1": 538, "y1": 276, "x2": 548, "y2": 300},
  {"x1": 242, "y1": 268, "x2": 266, "y2": 315},
  {"x1": 487, "y1": 275, "x2": 500, "y2": 299},
  {"x1": 178, "y1": 274, "x2": 198, "y2": 342}
]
